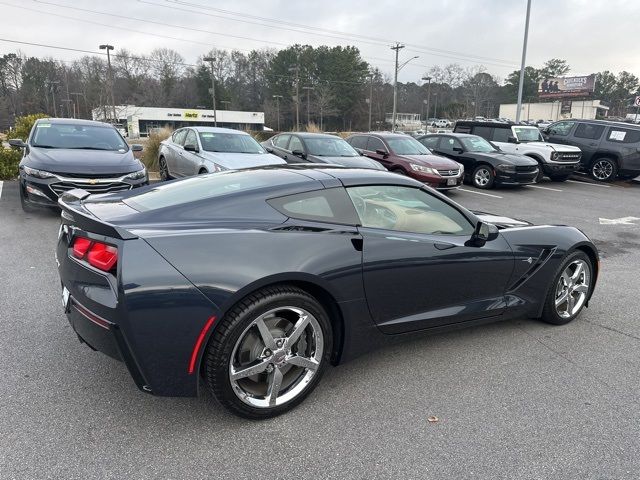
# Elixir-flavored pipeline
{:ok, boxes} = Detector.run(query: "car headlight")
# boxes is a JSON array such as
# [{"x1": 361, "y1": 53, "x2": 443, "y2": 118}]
[
  {"x1": 457, "y1": 163, "x2": 464, "y2": 174},
  {"x1": 22, "y1": 166, "x2": 56, "y2": 179},
  {"x1": 410, "y1": 163, "x2": 438, "y2": 175},
  {"x1": 124, "y1": 168, "x2": 147, "y2": 180},
  {"x1": 550, "y1": 151, "x2": 559, "y2": 160},
  {"x1": 496, "y1": 164, "x2": 517, "y2": 173}
]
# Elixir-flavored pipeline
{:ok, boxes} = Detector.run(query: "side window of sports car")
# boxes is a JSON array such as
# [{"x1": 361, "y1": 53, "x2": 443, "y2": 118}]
[
  {"x1": 173, "y1": 129, "x2": 187, "y2": 145},
  {"x1": 347, "y1": 185, "x2": 474, "y2": 235},
  {"x1": 267, "y1": 188, "x2": 360, "y2": 225}
]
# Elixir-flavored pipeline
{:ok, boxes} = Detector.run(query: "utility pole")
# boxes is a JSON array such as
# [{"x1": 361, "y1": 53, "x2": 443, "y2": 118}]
[
  {"x1": 515, "y1": 0, "x2": 532, "y2": 123},
  {"x1": 391, "y1": 43, "x2": 404, "y2": 132},
  {"x1": 289, "y1": 62, "x2": 300, "y2": 131},
  {"x1": 272, "y1": 95, "x2": 282, "y2": 131},
  {"x1": 70, "y1": 92, "x2": 86, "y2": 119},
  {"x1": 203, "y1": 56, "x2": 218, "y2": 127},
  {"x1": 302, "y1": 86, "x2": 314, "y2": 127},
  {"x1": 433, "y1": 92, "x2": 438, "y2": 119},
  {"x1": 48, "y1": 80, "x2": 60, "y2": 117},
  {"x1": 99, "y1": 44, "x2": 117, "y2": 124},
  {"x1": 368, "y1": 74, "x2": 373, "y2": 131},
  {"x1": 421, "y1": 76, "x2": 432, "y2": 123},
  {"x1": 221, "y1": 101, "x2": 231, "y2": 110}
]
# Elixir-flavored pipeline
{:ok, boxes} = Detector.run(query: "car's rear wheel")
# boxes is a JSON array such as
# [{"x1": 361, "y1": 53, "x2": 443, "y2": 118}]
[
  {"x1": 540, "y1": 251, "x2": 593, "y2": 325},
  {"x1": 590, "y1": 158, "x2": 617, "y2": 182},
  {"x1": 205, "y1": 285, "x2": 332, "y2": 419},
  {"x1": 159, "y1": 156, "x2": 171, "y2": 181},
  {"x1": 472, "y1": 165, "x2": 494, "y2": 189}
]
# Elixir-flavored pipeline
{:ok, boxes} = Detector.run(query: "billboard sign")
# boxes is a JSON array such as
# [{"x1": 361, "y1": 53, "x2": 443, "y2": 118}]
[{"x1": 538, "y1": 75, "x2": 596, "y2": 98}]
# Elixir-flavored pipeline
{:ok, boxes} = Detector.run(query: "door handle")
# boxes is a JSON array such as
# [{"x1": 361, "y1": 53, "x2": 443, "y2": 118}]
[
  {"x1": 283, "y1": 155, "x2": 288, "y2": 160},
  {"x1": 434, "y1": 242, "x2": 455, "y2": 250}
]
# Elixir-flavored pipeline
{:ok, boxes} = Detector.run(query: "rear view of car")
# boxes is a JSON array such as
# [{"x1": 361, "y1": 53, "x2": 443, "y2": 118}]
[{"x1": 10, "y1": 118, "x2": 147, "y2": 211}]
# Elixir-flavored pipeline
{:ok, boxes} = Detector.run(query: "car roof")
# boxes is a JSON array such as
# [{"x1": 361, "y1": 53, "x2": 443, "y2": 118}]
[
  {"x1": 289, "y1": 132, "x2": 342, "y2": 139},
  {"x1": 350, "y1": 132, "x2": 410, "y2": 139},
  {"x1": 37, "y1": 118, "x2": 114, "y2": 128},
  {"x1": 455, "y1": 120, "x2": 515, "y2": 129},
  {"x1": 188, "y1": 126, "x2": 250, "y2": 135},
  {"x1": 423, "y1": 132, "x2": 476, "y2": 139},
  {"x1": 554, "y1": 118, "x2": 640, "y2": 128}
]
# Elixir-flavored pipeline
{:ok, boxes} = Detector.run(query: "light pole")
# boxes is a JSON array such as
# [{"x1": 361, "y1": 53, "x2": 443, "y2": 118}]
[
  {"x1": 70, "y1": 92, "x2": 87, "y2": 119},
  {"x1": 433, "y1": 92, "x2": 438, "y2": 119},
  {"x1": 302, "y1": 86, "x2": 314, "y2": 127},
  {"x1": 272, "y1": 95, "x2": 282, "y2": 131},
  {"x1": 99, "y1": 44, "x2": 117, "y2": 124},
  {"x1": 203, "y1": 56, "x2": 218, "y2": 127},
  {"x1": 390, "y1": 43, "x2": 418, "y2": 132},
  {"x1": 367, "y1": 73, "x2": 373, "y2": 131},
  {"x1": 515, "y1": 0, "x2": 532, "y2": 123},
  {"x1": 48, "y1": 80, "x2": 60, "y2": 117},
  {"x1": 289, "y1": 63, "x2": 300, "y2": 131},
  {"x1": 421, "y1": 76, "x2": 432, "y2": 123}
]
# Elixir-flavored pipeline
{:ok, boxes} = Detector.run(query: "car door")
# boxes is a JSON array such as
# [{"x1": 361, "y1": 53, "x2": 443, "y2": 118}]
[
  {"x1": 178, "y1": 129, "x2": 202, "y2": 177},
  {"x1": 433, "y1": 136, "x2": 476, "y2": 172},
  {"x1": 286, "y1": 135, "x2": 309, "y2": 163},
  {"x1": 364, "y1": 136, "x2": 392, "y2": 169},
  {"x1": 269, "y1": 134, "x2": 292, "y2": 160},
  {"x1": 346, "y1": 184, "x2": 514, "y2": 333},
  {"x1": 544, "y1": 121, "x2": 576, "y2": 145},
  {"x1": 568, "y1": 122, "x2": 605, "y2": 166}
]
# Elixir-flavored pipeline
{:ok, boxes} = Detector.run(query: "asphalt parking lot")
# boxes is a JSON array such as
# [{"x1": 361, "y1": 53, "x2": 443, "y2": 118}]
[{"x1": 2, "y1": 176, "x2": 640, "y2": 479}]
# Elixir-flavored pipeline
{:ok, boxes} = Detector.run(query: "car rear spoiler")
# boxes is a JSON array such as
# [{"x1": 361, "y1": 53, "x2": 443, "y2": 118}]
[{"x1": 58, "y1": 189, "x2": 138, "y2": 240}]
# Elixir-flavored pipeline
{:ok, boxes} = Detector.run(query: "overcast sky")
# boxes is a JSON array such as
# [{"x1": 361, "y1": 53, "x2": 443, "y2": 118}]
[{"x1": 1, "y1": 0, "x2": 639, "y2": 83}]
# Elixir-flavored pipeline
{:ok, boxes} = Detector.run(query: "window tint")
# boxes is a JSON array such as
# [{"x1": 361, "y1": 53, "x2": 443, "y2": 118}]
[
  {"x1": 387, "y1": 137, "x2": 430, "y2": 155},
  {"x1": 347, "y1": 185, "x2": 473, "y2": 235},
  {"x1": 288, "y1": 136, "x2": 304, "y2": 152},
  {"x1": 199, "y1": 132, "x2": 264, "y2": 153},
  {"x1": 274, "y1": 134, "x2": 291, "y2": 148},
  {"x1": 549, "y1": 121, "x2": 575, "y2": 136},
  {"x1": 438, "y1": 137, "x2": 463, "y2": 152},
  {"x1": 491, "y1": 127, "x2": 511, "y2": 142},
  {"x1": 367, "y1": 137, "x2": 386, "y2": 152},
  {"x1": 471, "y1": 126, "x2": 493, "y2": 140},
  {"x1": 173, "y1": 129, "x2": 187, "y2": 145},
  {"x1": 268, "y1": 188, "x2": 359, "y2": 225},
  {"x1": 455, "y1": 125, "x2": 472, "y2": 134},
  {"x1": 184, "y1": 129, "x2": 197, "y2": 147},
  {"x1": 606, "y1": 127, "x2": 640, "y2": 144},
  {"x1": 349, "y1": 135, "x2": 368, "y2": 150},
  {"x1": 418, "y1": 136, "x2": 440, "y2": 149},
  {"x1": 574, "y1": 123, "x2": 605, "y2": 140},
  {"x1": 31, "y1": 122, "x2": 128, "y2": 151}
]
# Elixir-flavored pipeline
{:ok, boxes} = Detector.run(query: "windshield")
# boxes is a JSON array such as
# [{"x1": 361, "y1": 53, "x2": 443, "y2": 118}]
[
  {"x1": 31, "y1": 122, "x2": 128, "y2": 151},
  {"x1": 459, "y1": 136, "x2": 497, "y2": 153},
  {"x1": 199, "y1": 132, "x2": 266, "y2": 154},
  {"x1": 387, "y1": 137, "x2": 431, "y2": 155},
  {"x1": 513, "y1": 126, "x2": 544, "y2": 142},
  {"x1": 304, "y1": 137, "x2": 360, "y2": 157}
]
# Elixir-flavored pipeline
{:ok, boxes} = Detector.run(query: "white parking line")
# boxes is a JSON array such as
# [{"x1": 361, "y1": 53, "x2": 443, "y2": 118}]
[
  {"x1": 0, "y1": 181, "x2": 3, "y2": 200},
  {"x1": 566, "y1": 179, "x2": 611, "y2": 188},
  {"x1": 458, "y1": 188, "x2": 503, "y2": 199},
  {"x1": 525, "y1": 185, "x2": 563, "y2": 192}
]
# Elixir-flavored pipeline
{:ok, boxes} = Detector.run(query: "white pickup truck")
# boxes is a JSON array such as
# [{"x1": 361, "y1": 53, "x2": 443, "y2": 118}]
[{"x1": 454, "y1": 122, "x2": 582, "y2": 181}]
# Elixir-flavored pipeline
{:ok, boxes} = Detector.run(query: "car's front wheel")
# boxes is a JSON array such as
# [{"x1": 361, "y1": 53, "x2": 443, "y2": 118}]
[
  {"x1": 472, "y1": 165, "x2": 494, "y2": 189},
  {"x1": 540, "y1": 251, "x2": 593, "y2": 325},
  {"x1": 159, "y1": 156, "x2": 171, "y2": 181},
  {"x1": 205, "y1": 285, "x2": 332, "y2": 419}
]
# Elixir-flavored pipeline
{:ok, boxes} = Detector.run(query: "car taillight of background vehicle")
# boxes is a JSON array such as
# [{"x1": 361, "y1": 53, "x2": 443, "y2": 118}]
[{"x1": 72, "y1": 237, "x2": 118, "y2": 272}]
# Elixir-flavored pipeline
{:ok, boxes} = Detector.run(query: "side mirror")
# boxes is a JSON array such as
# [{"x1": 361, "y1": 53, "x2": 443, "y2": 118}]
[
  {"x1": 489, "y1": 141, "x2": 501, "y2": 151},
  {"x1": 265, "y1": 147, "x2": 274, "y2": 153},
  {"x1": 130, "y1": 144, "x2": 144, "y2": 152},
  {"x1": 184, "y1": 143, "x2": 199, "y2": 153},
  {"x1": 291, "y1": 149, "x2": 306, "y2": 159},
  {"x1": 507, "y1": 136, "x2": 519, "y2": 144},
  {"x1": 9, "y1": 139, "x2": 27, "y2": 148},
  {"x1": 375, "y1": 148, "x2": 388, "y2": 158},
  {"x1": 355, "y1": 148, "x2": 364, "y2": 155},
  {"x1": 469, "y1": 221, "x2": 499, "y2": 247},
  {"x1": 453, "y1": 147, "x2": 464, "y2": 154}
]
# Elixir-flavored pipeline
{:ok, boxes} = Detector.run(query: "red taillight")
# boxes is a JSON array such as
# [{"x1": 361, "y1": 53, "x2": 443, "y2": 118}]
[
  {"x1": 72, "y1": 237, "x2": 92, "y2": 258},
  {"x1": 72, "y1": 237, "x2": 118, "y2": 272}
]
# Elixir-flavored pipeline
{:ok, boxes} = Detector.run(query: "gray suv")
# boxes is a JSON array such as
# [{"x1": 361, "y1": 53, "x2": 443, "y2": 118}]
[{"x1": 543, "y1": 119, "x2": 640, "y2": 181}]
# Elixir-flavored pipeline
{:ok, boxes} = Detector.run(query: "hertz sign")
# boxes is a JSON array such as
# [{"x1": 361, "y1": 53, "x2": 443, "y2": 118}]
[{"x1": 184, "y1": 111, "x2": 199, "y2": 119}]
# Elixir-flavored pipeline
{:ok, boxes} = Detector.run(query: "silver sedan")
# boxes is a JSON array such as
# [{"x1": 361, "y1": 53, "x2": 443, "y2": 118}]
[{"x1": 158, "y1": 127, "x2": 286, "y2": 180}]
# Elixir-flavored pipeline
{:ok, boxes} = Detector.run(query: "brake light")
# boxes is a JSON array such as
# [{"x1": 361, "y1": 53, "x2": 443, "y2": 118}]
[{"x1": 71, "y1": 237, "x2": 118, "y2": 272}]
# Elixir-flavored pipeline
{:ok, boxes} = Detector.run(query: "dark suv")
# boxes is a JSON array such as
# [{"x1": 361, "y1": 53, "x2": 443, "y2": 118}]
[{"x1": 542, "y1": 119, "x2": 640, "y2": 181}]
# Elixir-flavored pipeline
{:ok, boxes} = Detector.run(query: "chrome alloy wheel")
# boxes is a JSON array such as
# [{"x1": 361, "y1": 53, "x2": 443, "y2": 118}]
[
  {"x1": 591, "y1": 160, "x2": 613, "y2": 181},
  {"x1": 229, "y1": 306, "x2": 324, "y2": 408},
  {"x1": 555, "y1": 259, "x2": 591, "y2": 319},
  {"x1": 474, "y1": 167, "x2": 491, "y2": 187}
]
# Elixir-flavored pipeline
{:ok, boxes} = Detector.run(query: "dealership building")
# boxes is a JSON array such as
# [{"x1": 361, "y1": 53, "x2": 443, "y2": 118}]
[
  {"x1": 92, "y1": 105, "x2": 265, "y2": 137},
  {"x1": 499, "y1": 99, "x2": 609, "y2": 122}
]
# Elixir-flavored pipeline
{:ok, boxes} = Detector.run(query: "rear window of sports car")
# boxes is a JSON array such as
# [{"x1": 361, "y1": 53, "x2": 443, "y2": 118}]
[{"x1": 124, "y1": 170, "x2": 303, "y2": 211}]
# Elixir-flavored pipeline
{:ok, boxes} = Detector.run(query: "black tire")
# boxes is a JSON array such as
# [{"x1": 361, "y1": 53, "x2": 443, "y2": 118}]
[
  {"x1": 590, "y1": 157, "x2": 618, "y2": 182},
  {"x1": 549, "y1": 174, "x2": 570, "y2": 182},
  {"x1": 539, "y1": 251, "x2": 594, "y2": 325},
  {"x1": 205, "y1": 285, "x2": 333, "y2": 419},
  {"x1": 19, "y1": 184, "x2": 37, "y2": 213},
  {"x1": 392, "y1": 168, "x2": 406, "y2": 176},
  {"x1": 534, "y1": 164, "x2": 545, "y2": 183},
  {"x1": 159, "y1": 156, "x2": 171, "y2": 181},
  {"x1": 198, "y1": 168, "x2": 208, "y2": 175},
  {"x1": 472, "y1": 165, "x2": 495, "y2": 189}
]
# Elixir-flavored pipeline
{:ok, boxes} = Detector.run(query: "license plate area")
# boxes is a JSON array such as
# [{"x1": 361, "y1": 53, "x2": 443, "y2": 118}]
[{"x1": 447, "y1": 178, "x2": 457, "y2": 186}]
